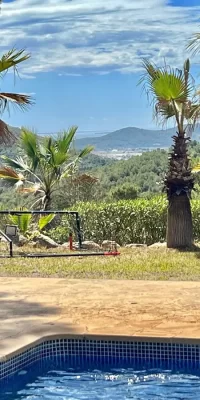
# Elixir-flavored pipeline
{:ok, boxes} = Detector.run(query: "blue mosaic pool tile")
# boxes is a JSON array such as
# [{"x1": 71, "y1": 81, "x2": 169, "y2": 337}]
[{"x1": 1, "y1": 338, "x2": 200, "y2": 380}]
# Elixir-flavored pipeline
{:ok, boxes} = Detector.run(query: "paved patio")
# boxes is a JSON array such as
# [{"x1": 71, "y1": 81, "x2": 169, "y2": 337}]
[{"x1": 1, "y1": 278, "x2": 200, "y2": 358}]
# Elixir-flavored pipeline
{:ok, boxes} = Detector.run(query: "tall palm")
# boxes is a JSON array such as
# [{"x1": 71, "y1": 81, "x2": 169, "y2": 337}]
[
  {"x1": 139, "y1": 59, "x2": 200, "y2": 248},
  {"x1": 0, "y1": 48, "x2": 32, "y2": 144},
  {"x1": 0, "y1": 127, "x2": 93, "y2": 210}
]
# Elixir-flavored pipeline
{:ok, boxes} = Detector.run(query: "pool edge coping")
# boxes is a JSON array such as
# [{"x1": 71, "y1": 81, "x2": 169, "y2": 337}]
[{"x1": 1, "y1": 333, "x2": 200, "y2": 363}]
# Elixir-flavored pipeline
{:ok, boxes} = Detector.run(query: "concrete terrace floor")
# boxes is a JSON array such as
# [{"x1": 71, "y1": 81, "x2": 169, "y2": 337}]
[{"x1": 1, "y1": 278, "x2": 200, "y2": 358}]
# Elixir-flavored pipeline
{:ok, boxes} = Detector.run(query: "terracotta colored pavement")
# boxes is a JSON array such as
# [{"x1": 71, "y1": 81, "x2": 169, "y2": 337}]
[{"x1": 0, "y1": 278, "x2": 200, "y2": 357}]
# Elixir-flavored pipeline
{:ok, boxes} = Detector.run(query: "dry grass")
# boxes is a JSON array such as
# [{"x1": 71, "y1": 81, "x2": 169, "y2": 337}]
[{"x1": 1, "y1": 245, "x2": 200, "y2": 280}]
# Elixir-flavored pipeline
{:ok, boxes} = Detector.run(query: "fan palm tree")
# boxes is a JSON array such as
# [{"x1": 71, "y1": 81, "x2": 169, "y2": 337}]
[
  {"x1": 0, "y1": 127, "x2": 93, "y2": 210},
  {"x1": 0, "y1": 48, "x2": 32, "y2": 144},
  {"x1": 139, "y1": 59, "x2": 200, "y2": 248}
]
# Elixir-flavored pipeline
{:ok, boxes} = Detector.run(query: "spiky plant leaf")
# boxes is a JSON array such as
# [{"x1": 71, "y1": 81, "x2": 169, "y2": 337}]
[
  {"x1": 0, "y1": 167, "x2": 25, "y2": 182},
  {"x1": 9, "y1": 212, "x2": 32, "y2": 234},
  {"x1": 38, "y1": 214, "x2": 55, "y2": 231},
  {"x1": 0, "y1": 48, "x2": 30, "y2": 74},
  {"x1": 1, "y1": 155, "x2": 30, "y2": 171},
  {"x1": 56, "y1": 126, "x2": 78, "y2": 153},
  {"x1": 20, "y1": 129, "x2": 39, "y2": 170},
  {"x1": 77, "y1": 146, "x2": 94, "y2": 159}
]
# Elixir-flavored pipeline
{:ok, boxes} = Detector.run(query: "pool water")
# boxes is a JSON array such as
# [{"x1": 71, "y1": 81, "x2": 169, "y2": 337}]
[{"x1": 1, "y1": 362, "x2": 200, "y2": 400}]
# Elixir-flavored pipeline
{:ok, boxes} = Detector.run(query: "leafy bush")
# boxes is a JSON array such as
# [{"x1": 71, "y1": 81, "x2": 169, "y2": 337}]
[
  {"x1": 74, "y1": 197, "x2": 167, "y2": 245},
  {"x1": 26, "y1": 197, "x2": 200, "y2": 246}
]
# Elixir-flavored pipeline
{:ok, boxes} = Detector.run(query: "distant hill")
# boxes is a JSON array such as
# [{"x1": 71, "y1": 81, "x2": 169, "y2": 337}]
[
  {"x1": 7, "y1": 125, "x2": 21, "y2": 137},
  {"x1": 4, "y1": 125, "x2": 200, "y2": 151},
  {"x1": 75, "y1": 126, "x2": 200, "y2": 150}
]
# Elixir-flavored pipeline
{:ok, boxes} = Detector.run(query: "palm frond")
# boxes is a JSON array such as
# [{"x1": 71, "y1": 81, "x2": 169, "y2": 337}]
[
  {"x1": 138, "y1": 59, "x2": 160, "y2": 88},
  {"x1": 9, "y1": 212, "x2": 32, "y2": 234},
  {"x1": 152, "y1": 70, "x2": 191, "y2": 102},
  {"x1": 1, "y1": 155, "x2": 30, "y2": 171},
  {"x1": 0, "y1": 49, "x2": 30, "y2": 74},
  {"x1": 50, "y1": 150, "x2": 68, "y2": 168},
  {"x1": 0, "y1": 167, "x2": 25, "y2": 187},
  {"x1": 0, "y1": 92, "x2": 33, "y2": 113},
  {"x1": 38, "y1": 214, "x2": 55, "y2": 231},
  {"x1": 20, "y1": 129, "x2": 39, "y2": 170},
  {"x1": 0, "y1": 119, "x2": 15, "y2": 144},
  {"x1": 140, "y1": 59, "x2": 192, "y2": 102},
  {"x1": 56, "y1": 126, "x2": 78, "y2": 153},
  {"x1": 187, "y1": 33, "x2": 200, "y2": 55},
  {"x1": 77, "y1": 146, "x2": 94, "y2": 159}
]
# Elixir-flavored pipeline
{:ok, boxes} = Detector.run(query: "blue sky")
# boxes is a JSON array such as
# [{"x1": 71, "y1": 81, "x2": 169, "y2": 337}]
[{"x1": 1, "y1": 0, "x2": 200, "y2": 134}]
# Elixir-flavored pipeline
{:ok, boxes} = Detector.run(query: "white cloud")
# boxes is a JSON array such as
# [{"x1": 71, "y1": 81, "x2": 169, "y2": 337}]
[
  {"x1": 58, "y1": 72, "x2": 82, "y2": 76},
  {"x1": 1, "y1": 0, "x2": 200, "y2": 75}
]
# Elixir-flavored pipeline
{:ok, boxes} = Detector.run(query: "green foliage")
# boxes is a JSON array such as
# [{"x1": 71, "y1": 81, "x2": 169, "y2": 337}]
[
  {"x1": 1, "y1": 140, "x2": 200, "y2": 208},
  {"x1": 9, "y1": 212, "x2": 32, "y2": 234},
  {"x1": 74, "y1": 197, "x2": 167, "y2": 245},
  {"x1": 8, "y1": 212, "x2": 55, "y2": 235},
  {"x1": 64, "y1": 198, "x2": 200, "y2": 245},
  {"x1": 75, "y1": 198, "x2": 200, "y2": 245},
  {"x1": 94, "y1": 149, "x2": 168, "y2": 196},
  {"x1": 47, "y1": 197, "x2": 167, "y2": 245},
  {"x1": 48, "y1": 225, "x2": 70, "y2": 244},
  {"x1": 38, "y1": 214, "x2": 55, "y2": 231},
  {"x1": 109, "y1": 183, "x2": 138, "y2": 200},
  {"x1": 0, "y1": 128, "x2": 93, "y2": 210}
]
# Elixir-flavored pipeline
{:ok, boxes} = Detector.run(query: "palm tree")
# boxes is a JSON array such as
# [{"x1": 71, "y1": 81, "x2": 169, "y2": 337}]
[
  {"x1": 139, "y1": 59, "x2": 200, "y2": 248},
  {"x1": 0, "y1": 48, "x2": 32, "y2": 144},
  {"x1": 0, "y1": 127, "x2": 93, "y2": 210}
]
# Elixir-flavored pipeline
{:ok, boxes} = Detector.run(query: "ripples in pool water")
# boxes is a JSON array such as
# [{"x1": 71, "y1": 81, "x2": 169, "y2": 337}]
[{"x1": 2, "y1": 367, "x2": 200, "y2": 399}]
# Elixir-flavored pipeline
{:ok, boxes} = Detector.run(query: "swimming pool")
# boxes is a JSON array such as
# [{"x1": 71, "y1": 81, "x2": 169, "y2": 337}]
[
  {"x1": 1, "y1": 359, "x2": 200, "y2": 399},
  {"x1": 1, "y1": 336, "x2": 200, "y2": 399}
]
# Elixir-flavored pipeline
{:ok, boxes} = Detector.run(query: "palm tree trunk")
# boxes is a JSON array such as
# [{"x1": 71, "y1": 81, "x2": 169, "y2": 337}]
[
  {"x1": 167, "y1": 194, "x2": 193, "y2": 248},
  {"x1": 165, "y1": 134, "x2": 194, "y2": 249},
  {"x1": 43, "y1": 192, "x2": 51, "y2": 211}
]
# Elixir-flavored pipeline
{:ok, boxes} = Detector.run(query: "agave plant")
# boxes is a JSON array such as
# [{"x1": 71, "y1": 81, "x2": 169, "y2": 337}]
[
  {"x1": 139, "y1": 59, "x2": 200, "y2": 248},
  {"x1": 0, "y1": 127, "x2": 93, "y2": 210},
  {"x1": 0, "y1": 48, "x2": 32, "y2": 144}
]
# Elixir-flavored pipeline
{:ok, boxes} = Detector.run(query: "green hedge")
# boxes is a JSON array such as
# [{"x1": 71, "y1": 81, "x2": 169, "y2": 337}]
[
  {"x1": 47, "y1": 197, "x2": 200, "y2": 245},
  {"x1": 75, "y1": 197, "x2": 167, "y2": 245}
]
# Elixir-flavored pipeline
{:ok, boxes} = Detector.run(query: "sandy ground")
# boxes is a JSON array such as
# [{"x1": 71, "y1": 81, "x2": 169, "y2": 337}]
[{"x1": 0, "y1": 278, "x2": 200, "y2": 357}]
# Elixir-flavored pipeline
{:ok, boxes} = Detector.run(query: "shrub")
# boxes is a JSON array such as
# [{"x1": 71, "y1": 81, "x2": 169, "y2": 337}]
[
  {"x1": 45, "y1": 197, "x2": 200, "y2": 246},
  {"x1": 74, "y1": 197, "x2": 167, "y2": 245}
]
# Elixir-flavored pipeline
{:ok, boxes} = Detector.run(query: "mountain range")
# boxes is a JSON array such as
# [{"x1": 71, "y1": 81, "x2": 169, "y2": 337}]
[
  {"x1": 8, "y1": 125, "x2": 200, "y2": 151},
  {"x1": 74, "y1": 126, "x2": 200, "y2": 150}
]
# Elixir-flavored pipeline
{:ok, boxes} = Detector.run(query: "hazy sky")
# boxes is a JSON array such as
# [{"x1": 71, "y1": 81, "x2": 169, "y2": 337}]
[{"x1": 1, "y1": 0, "x2": 200, "y2": 134}]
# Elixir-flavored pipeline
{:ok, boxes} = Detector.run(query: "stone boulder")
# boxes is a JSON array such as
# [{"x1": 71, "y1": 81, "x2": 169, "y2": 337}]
[
  {"x1": 125, "y1": 243, "x2": 147, "y2": 248},
  {"x1": 0, "y1": 235, "x2": 8, "y2": 243},
  {"x1": 101, "y1": 240, "x2": 120, "y2": 250},
  {"x1": 32, "y1": 233, "x2": 59, "y2": 249},
  {"x1": 149, "y1": 242, "x2": 166, "y2": 248},
  {"x1": 18, "y1": 234, "x2": 29, "y2": 247},
  {"x1": 61, "y1": 242, "x2": 80, "y2": 250},
  {"x1": 82, "y1": 240, "x2": 101, "y2": 251}
]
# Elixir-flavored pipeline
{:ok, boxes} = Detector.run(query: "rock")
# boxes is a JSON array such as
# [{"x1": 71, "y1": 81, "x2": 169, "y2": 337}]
[
  {"x1": 32, "y1": 233, "x2": 59, "y2": 249},
  {"x1": 82, "y1": 240, "x2": 101, "y2": 251},
  {"x1": 149, "y1": 242, "x2": 167, "y2": 248},
  {"x1": 0, "y1": 236, "x2": 8, "y2": 243},
  {"x1": 101, "y1": 240, "x2": 120, "y2": 250},
  {"x1": 125, "y1": 244, "x2": 147, "y2": 248},
  {"x1": 18, "y1": 235, "x2": 29, "y2": 247},
  {"x1": 61, "y1": 242, "x2": 79, "y2": 250}
]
